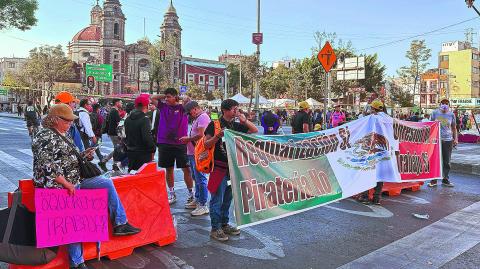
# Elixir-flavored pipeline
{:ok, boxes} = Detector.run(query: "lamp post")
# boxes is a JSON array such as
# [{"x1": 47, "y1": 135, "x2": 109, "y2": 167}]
[
  {"x1": 466, "y1": 0, "x2": 480, "y2": 16},
  {"x1": 254, "y1": 0, "x2": 261, "y2": 118}
]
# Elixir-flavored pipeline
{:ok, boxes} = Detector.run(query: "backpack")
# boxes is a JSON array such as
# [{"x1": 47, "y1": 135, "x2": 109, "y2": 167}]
[
  {"x1": 90, "y1": 112, "x2": 101, "y2": 137},
  {"x1": 194, "y1": 120, "x2": 221, "y2": 174}
]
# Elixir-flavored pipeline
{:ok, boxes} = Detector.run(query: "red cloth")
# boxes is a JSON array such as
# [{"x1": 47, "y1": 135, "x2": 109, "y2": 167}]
[{"x1": 208, "y1": 161, "x2": 228, "y2": 194}]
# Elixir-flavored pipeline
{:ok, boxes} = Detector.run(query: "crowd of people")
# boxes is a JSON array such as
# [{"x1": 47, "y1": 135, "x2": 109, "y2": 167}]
[{"x1": 25, "y1": 89, "x2": 464, "y2": 268}]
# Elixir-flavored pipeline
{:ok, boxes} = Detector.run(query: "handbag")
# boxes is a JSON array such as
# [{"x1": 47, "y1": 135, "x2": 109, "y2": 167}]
[
  {"x1": 0, "y1": 190, "x2": 58, "y2": 265},
  {"x1": 51, "y1": 128, "x2": 102, "y2": 179}
]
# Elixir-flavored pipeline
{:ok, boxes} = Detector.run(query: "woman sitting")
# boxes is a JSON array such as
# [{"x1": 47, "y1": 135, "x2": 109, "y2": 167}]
[{"x1": 32, "y1": 104, "x2": 141, "y2": 269}]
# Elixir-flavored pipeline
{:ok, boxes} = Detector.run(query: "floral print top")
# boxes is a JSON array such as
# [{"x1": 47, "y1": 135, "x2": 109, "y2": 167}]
[{"x1": 32, "y1": 128, "x2": 82, "y2": 188}]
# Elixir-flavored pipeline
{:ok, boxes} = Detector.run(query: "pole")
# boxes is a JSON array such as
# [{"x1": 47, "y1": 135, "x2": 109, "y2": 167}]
[
  {"x1": 323, "y1": 72, "x2": 328, "y2": 128},
  {"x1": 224, "y1": 70, "x2": 228, "y2": 99},
  {"x1": 254, "y1": 0, "x2": 261, "y2": 117},
  {"x1": 239, "y1": 50, "x2": 242, "y2": 95}
]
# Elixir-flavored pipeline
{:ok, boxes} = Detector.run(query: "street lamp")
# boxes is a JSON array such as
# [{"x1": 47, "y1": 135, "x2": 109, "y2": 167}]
[{"x1": 466, "y1": 0, "x2": 480, "y2": 16}]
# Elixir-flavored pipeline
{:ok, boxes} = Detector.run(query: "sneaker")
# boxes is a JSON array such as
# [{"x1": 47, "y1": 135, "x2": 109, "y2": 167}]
[
  {"x1": 168, "y1": 192, "x2": 177, "y2": 204},
  {"x1": 185, "y1": 197, "x2": 197, "y2": 209},
  {"x1": 112, "y1": 163, "x2": 120, "y2": 171},
  {"x1": 113, "y1": 222, "x2": 141, "y2": 236},
  {"x1": 427, "y1": 180, "x2": 438, "y2": 187},
  {"x1": 442, "y1": 179, "x2": 454, "y2": 187},
  {"x1": 191, "y1": 205, "x2": 209, "y2": 216},
  {"x1": 372, "y1": 198, "x2": 381, "y2": 205},
  {"x1": 357, "y1": 197, "x2": 371, "y2": 205},
  {"x1": 98, "y1": 161, "x2": 108, "y2": 172},
  {"x1": 70, "y1": 263, "x2": 89, "y2": 269},
  {"x1": 222, "y1": 224, "x2": 240, "y2": 236},
  {"x1": 210, "y1": 229, "x2": 229, "y2": 241}
]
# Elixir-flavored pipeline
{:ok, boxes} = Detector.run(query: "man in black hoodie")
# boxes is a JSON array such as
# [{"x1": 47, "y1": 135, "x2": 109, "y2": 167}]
[{"x1": 124, "y1": 95, "x2": 156, "y2": 171}]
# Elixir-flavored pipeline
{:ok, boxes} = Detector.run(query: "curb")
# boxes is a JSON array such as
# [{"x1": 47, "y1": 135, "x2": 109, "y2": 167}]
[{"x1": 451, "y1": 162, "x2": 480, "y2": 176}]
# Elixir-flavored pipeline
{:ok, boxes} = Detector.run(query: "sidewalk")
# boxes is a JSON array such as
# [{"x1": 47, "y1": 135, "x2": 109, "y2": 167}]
[
  {"x1": 451, "y1": 142, "x2": 480, "y2": 176},
  {"x1": 0, "y1": 112, "x2": 23, "y2": 119}
]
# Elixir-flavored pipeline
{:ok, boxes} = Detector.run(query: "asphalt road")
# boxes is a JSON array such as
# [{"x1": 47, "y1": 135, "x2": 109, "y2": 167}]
[{"x1": 1, "y1": 116, "x2": 480, "y2": 269}]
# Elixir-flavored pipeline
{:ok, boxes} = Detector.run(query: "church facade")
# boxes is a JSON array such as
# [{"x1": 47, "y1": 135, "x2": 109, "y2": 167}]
[{"x1": 67, "y1": 0, "x2": 226, "y2": 95}]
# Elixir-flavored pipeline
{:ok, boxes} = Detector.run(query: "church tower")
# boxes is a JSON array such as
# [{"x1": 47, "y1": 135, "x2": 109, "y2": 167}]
[
  {"x1": 100, "y1": 0, "x2": 127, "y2": 94},
  {"x1": 90, "y1": 0, "x2": 102, "y2": 26},
  {"x1": 160, "y1": 0, "x2": 182, "y2": 84}
]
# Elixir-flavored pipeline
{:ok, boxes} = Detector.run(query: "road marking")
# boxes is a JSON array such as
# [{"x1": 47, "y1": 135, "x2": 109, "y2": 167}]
[
  {"x1": 324, "y1": 199, "x2": 394, "y2": 218},
  {"x1": 0, "y1": 173, "x2": 17, "y2": 192},
  {"x1": 0, "y1": 150, "x2": 33, "y2": 176},
  {"x1": 338, "y1": 200, "x2": 480, "y2": 269},
  {"x1": 18, "y1": 149, "x2": 33, "y2": 157},
  {"x1": 143, "y1": 246, "x2": 194, "y2": 269},
  {"x1": 0, "y1": 128, "x2": 8, "y2": 131}
]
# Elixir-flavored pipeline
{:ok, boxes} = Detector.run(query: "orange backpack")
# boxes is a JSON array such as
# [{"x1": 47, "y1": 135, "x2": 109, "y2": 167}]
[{"x1": 194, "y1": 120, "x2": 221, "y2": 173}]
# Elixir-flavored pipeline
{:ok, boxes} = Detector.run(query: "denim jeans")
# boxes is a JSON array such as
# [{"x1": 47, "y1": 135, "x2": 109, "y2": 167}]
[
  {"x1": 209, "y1": 175, "x2": 232, "y2": 230},
  {"x1": 68, "y1": 175, "x2": 127, "y2": 266},
  {"x1": 187, "y1": 155, "x2": 208, "y2": 206}
]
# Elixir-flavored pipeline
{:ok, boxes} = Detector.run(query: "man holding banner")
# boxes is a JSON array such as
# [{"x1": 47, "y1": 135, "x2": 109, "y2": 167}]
[{"x1": 204, "y1": 99, "x2": 258, "y2": 242}]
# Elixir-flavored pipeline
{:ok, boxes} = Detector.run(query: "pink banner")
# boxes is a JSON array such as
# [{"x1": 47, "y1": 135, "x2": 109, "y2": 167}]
[
  {"x1": 394, "y1": 120, "x2": 442, "y2": 181},
  {"x1": 35, "y1": 188, "x2": 109, "y2": 248}
]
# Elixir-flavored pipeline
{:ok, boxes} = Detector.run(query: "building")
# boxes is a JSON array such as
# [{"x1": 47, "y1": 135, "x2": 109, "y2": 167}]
[
  {"x1": 438, "y1": 41, "x2": 480, "y2": 101},
  {"x1": 181, "y1": 57, "x2": 226, "y2": 92},
  {"x1": 218, "y1": 52, "x2": 244, "y2": 65},
  {"x1": 272, "y1": 59, "x2": 293, "y2": 69},
  {"x1": 0, "y1": 57, "x2": 27, "y2": 83},
  {"x1": 420, "y1": 69, "x2": 440, "y2": 109}
]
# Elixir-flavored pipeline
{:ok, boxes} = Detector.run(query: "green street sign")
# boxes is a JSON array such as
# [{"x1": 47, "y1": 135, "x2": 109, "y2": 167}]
[
  {"x1": 0, "y1": 87, "x2": 8, "y2": 95},
  {"x1": 85, "y1": 64, "x2": 113, "y2": 82}
]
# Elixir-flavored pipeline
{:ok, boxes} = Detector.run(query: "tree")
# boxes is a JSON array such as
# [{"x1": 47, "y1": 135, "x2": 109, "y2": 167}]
[
  {"x1": 148, "y1": 40, "x2": 168, "y2": 94},
  {"x1": 359, "y1": 53, "x2": 386, "y2": 92},
  {"x1": 260, "y1": 65, "x2": 292, "y2": 99},
  {"x1": 212, "y1": 88, "x2": 224, "y2": 100},
  {"x1": 239, "y1": 55, "x2": 260, "y2": 110},
  {"x1": 389, "y1": 80, "x2": 414, "y2": 107},
  {"x1": 0, "y1": 0, "x2": 38, "y2": 31},
  {"x1": 185, "y1": 82, "x2": 205, "y2": 100},
  {"x1": 22, "y1": 45, "x2": 76, "y2": 105},
  {"x1": 397, "y1": 40, "x2": 431, "y2": 105}
]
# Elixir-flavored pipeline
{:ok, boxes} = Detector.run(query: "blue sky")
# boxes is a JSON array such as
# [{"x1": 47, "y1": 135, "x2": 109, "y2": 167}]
[{"x1": 0, "y1": 0, "x2": 479, "y2": 76}]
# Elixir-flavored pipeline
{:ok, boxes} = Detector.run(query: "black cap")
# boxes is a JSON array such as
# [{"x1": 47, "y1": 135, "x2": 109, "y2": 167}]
[{"x1": 184, "y1": 101, "x2": 199, "y2": 113}]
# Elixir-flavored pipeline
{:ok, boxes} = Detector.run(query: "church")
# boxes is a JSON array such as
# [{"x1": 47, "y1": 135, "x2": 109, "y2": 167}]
[{"x1": 67, "y1": 0, "x2": 226, "y2": 96}]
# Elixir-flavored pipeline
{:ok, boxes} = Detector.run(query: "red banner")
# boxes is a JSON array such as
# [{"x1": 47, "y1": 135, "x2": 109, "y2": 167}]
[{"x1": 394, "y1": 120, "x2": 441, "y2": 181}]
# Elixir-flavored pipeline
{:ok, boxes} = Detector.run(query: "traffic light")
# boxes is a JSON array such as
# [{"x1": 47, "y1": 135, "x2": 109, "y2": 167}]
[
  {"x1": 160, "y1": 50, "x2": 166, "y2": 62},
  {"x1": 87, "y1": 76, "x2": 95, "y2": 89}
]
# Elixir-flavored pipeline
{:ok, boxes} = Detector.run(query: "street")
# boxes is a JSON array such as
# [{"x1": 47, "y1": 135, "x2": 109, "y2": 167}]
[{"x1": 1, "y1": 116, "x2": 480, "y2": 269}]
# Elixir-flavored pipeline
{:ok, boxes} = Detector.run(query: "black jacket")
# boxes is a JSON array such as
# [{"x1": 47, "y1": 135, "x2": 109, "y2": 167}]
[
  {"x1": 107, "y1": 108, "x2": 121, "y2": 136},
  {"x1": 124, "y1": 109, "x2": 156, "y2": 153}
]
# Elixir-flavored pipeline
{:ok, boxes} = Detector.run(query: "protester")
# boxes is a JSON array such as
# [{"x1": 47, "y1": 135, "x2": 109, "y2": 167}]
[
  {"x1": 24, "y1": 100, "x2": 40, "y2": 139},
  {"x1": 151, "y1": 88, "x2": 194, "y2": 205},
  {"x1": 358, "y1": 99, "x2": 385, "y2": 205},
  {"x1": 99, "y1": 99, "x2": 123, "y2": 172},
  {"x1": 77, "y1": 99, "x2": 97, "y2": 150},
  {"x1": 204, "y1": 99, "x2": 258, "y2": 241},
  {"x1": 90, "y1": 103, "x2": 104, "y2": 160},
  {"x1": 330, "y1": 105, "x2": 346, "y2": 128},
  {"x1": 124, "y1": 95, "x2": 156, "y2": 171},
  {"x1": 55, "y1": 91, "x2": 84, "y2": 151},
  {"x1": 180, "y1": 101, "x2": 211, "y2": 215},
  {"x1": 421, "y1": 113, "x2": 431, "y2": 122},
  {"x1": 409, "y1": 112, "x2": 420, "y2": 122},
  {"x1": 32, "y1": 104, "x2": 140, "y2": 269},
  {"x1": 261, "y1": 110, "x2": 280, "y2": 135},
  {"x1": 428, "y1": 98, "x2": 457, "y2": 188},
  {"x1": 291, "y1": 101, "x2": 311, "y2": 134}
]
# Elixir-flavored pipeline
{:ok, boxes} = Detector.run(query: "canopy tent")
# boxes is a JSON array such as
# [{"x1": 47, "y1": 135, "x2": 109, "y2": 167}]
[
  {"x1": 268, "y1": 98, "x2": 296, "y2": 108},
  {"x1": 207, "y1": 99, "x2": 222, "y2": 107},
  {"x1": 230, "y1": 93, "x2": 251, "y2": 104},
  {"x1": 258, "y1": 95, "x2": 271, "y2": 105},
  {"x1": 306, "y1": 97, "x2": 323, "y2": 108}
]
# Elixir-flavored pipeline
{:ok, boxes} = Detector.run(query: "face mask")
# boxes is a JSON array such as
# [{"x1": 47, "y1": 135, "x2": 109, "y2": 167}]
[{"x1": 440, "y1": 104, "x2": 449, "y2": 111}]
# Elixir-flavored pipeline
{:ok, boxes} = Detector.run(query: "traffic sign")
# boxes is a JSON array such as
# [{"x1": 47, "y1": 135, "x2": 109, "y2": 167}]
[
  {"x1": 86, "y1": 64, "x2": 113, "y2": 82},
  {"x1": 252, "y1": 33, "x2": 263, "y2": 45},
  {"x1": 317, "y1": 41, "x2": 336, "y2": 73},
  {"x1": 180, "y1": 85, "x2": 187, "y2": 94},
  {"x1": 0, "y1": 87, "x2": 8, "y2": 95}
]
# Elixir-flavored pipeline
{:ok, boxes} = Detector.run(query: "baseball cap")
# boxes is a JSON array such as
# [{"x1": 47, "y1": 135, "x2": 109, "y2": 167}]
[
  {"x1": 55, "y1": 91, "x2": 79, "y2": 104},
  {"x1": 49, "y1": 104, "x2": 78, "y2": 121},
  {"x1": 370, "y1": 99, "x2": 384, "y2": 110},
  {"x1": 314, "y1": 124, "x2": 322, "y2": 131},
  {"x1": 298, "y1": 101, "x2": 311, "y2": 110},
  {"x1": 184, "y1": 101, "x2": 199, "y2": 113},
  {"x1": 440, "y1": 97, "x2": 449, "y2": 104},
  {"x1": 134, "y1": 95, "x2": 149, "y2": 108}
]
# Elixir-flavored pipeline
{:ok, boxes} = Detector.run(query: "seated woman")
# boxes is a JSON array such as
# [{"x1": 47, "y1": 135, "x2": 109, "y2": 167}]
[{"x1": 32, "y1": 104, "x2": 141, "y2": 269}]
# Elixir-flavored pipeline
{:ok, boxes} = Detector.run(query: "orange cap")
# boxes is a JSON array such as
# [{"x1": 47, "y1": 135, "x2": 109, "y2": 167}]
[{"x1": 55, "y1": 91, "x2": 79, "y2": 104}]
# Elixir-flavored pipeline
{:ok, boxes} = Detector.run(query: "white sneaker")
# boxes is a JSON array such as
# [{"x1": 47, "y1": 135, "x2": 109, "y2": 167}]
[
  {"x1": 168, "y1": 192, "x2": 177, "y2": 204},
  {"x1": 191, "y1": 205, "x2": 209, "y2": 216},
  {"x1": 185, "y1": 198, "x2": 197, "y2": 209}
]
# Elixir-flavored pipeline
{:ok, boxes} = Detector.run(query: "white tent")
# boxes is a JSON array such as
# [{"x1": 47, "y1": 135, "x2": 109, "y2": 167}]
[
  {"x1": 258, "y1": 95, "x2": 271, "y2": 105},
  {"x1": 230, "y1": 93, "x2": 250, "y2": 104},
  {"x1": 207, "y1": 99, "x2": 222, "y2": 107},
  {"x1": 306, "y1": 97, "x2": 323, "y2": 108},
  {"x1": 269, "y1": 98, "x2": 296, "y2": 108}
]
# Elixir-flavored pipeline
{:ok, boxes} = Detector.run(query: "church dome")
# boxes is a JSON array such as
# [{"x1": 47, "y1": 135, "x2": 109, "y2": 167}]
[{"x1": 72, "y1": 25, "x2": 101, "y2": 42}]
